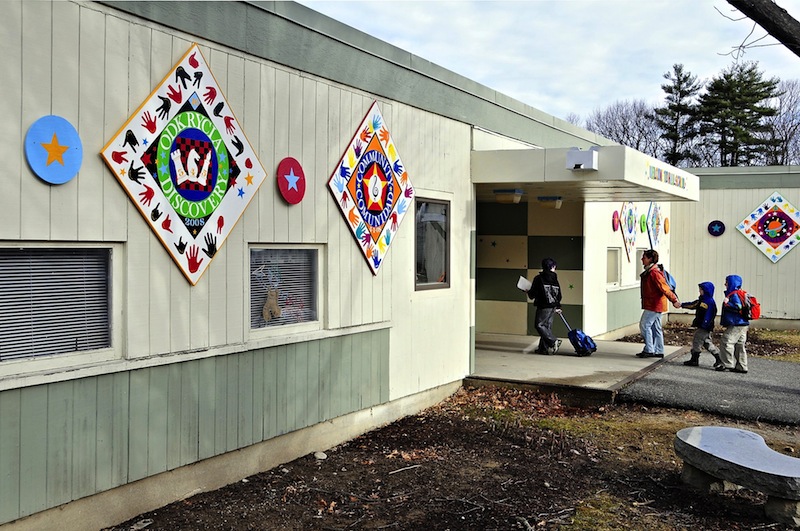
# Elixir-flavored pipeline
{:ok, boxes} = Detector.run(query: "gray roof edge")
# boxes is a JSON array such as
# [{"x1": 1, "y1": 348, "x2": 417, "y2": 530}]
[
  {"x1": 98, "y1": 0, "x2": 603, "y2": 148},
  {"x1": 689, "y1": 165, "x2": 800, "y2": 190}
]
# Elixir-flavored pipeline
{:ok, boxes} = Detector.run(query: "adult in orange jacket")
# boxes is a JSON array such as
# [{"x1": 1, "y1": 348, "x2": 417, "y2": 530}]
[{"x1": 638, "y1": 249, "x2": 680, "y2": 358}]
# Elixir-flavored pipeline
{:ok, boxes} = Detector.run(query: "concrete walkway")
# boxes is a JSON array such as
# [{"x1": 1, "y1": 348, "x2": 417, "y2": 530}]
[
  {"x1": 471, "y1": 333, "x2": 800, "y2": 426},
  {"x1": 469, "y1": 333, "x2": 687, "y2": 407}
]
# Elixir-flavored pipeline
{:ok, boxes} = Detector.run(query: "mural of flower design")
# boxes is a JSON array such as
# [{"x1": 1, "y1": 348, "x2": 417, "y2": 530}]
[{"x1": 737, "y1": 191, "x2": 800, "y2": 263}]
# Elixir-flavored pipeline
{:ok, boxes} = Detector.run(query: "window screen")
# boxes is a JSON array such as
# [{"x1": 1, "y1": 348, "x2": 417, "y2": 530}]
[
  {"x1": 250, "y1": 248, "x2": 318, "y2": 328},
  {"x1": 0, "y1": 248, "x2": 111, "y2": 361},
  {"x1": 415, "y1": 199, "x2": 450, "y2": 290}
]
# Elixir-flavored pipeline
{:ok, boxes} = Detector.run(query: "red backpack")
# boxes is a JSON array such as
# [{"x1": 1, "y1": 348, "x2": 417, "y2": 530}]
[{"x1": 732, "y1": 289, "x2": 761, "y2": 320}]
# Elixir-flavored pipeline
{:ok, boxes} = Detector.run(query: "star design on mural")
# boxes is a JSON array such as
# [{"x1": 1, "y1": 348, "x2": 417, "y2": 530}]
[
  {"x1": 569, "y1": 284, "x2": 574, "y2": 289},
  {"x1": 237, "y1": 187, "x2": 245, "y2": 198},
  {"x1": 283, "y1": 168, "x2": 300, "y2": 191},
  {"x1": 710, "y1": 223, "x2": 723, "y2": 233},
  {"x1": 245, "y1": 173, "x2": 254, "y2": 185},
  {"x1": 41, "y1": 133, "x2": 69, "y2": 166},
  {"x1": 365, "y1": 166, "x2": 387, "y2": 210},
  {"x1": 491, "y1": 241, "x2": 496, "y2": 247}
]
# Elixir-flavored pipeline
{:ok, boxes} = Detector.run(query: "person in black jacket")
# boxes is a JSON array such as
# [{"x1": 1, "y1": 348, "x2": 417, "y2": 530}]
[
  {"x1": 680, "y1": 281, "x2": 722, "y2": 368},
  {"x1": 528, "y1": 258, "x2": 562, "y2": 354}
]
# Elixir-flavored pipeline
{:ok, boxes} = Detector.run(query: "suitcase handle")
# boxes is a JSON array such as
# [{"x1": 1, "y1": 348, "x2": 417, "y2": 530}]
[{"x1": 558, "y1": 311, "x2": 572, "y2": 331}]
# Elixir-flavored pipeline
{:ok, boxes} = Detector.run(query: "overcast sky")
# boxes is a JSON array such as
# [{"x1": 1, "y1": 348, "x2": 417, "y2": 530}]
[{"x1": 297, "y1": 0, "x2": 800, "y2": 121}]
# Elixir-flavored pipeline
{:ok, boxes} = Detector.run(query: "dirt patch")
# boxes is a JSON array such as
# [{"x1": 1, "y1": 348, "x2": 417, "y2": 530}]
[{"x1": 106, "y1": 325, "x2": 800, "y2": 531}]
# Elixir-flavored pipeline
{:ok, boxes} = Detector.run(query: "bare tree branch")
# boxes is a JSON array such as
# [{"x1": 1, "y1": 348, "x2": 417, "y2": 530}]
[{"x1": 726, "y1": 0, "x2": 800, "y2": 59}]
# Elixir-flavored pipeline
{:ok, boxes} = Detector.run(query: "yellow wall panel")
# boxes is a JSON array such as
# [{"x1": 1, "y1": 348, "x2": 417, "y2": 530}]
[
  {"x1": 477, "y1": 235, "x2": 528, "y2": 269},
  {"x1": 476, "y1": 300, "x2": 527, "y2": 335}
]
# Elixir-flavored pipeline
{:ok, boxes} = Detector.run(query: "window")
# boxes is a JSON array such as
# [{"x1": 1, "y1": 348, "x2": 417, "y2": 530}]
[
  {"x1": 250, "y1": 247, "x2": 318, "y2": 329},
  {"x1": 607, "y1": 248, "x2": 620, "y2": 286},
  {"x1": 0, "y1": 248, "x2": 111, "y2": 361},
  {"x1": 415, "y1": 199, "x2": 450, "y2": 290},
  {"x1": 632, "y1": 248, "x2": 647, "y2": 285}
]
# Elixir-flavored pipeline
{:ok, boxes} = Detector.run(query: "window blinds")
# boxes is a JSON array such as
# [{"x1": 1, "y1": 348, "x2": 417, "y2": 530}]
[{"x1": 0, "y1": 248, "x2": 111, "y2": 361}]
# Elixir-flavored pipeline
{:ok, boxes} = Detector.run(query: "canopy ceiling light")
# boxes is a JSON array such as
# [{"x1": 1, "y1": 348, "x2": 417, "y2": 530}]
[
  {"x1": 493, "y1": 188, "x2": 523, "y2": 204},
  {"x1": 537, "y1": 195, "x2": 563, "y2": 209}
]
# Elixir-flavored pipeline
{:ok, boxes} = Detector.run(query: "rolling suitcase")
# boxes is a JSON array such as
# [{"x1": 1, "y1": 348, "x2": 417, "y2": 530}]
[{"x1": 559, "y1": 313, "x2": 597, "y2": 357}]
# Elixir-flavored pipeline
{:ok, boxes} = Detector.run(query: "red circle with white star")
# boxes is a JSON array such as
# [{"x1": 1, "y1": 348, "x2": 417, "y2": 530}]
[{"x1": 276, "y1": 157, "x2": 306, "y2": 204}]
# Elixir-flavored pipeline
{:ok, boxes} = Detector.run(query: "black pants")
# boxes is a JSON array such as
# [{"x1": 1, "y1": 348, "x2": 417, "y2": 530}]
[{"x1": 535, "y1": 307, "x2": 557, "y2": 350}]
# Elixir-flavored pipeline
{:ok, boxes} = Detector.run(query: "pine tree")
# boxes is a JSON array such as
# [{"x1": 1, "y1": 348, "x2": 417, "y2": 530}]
[
  {"x1": 694, "y1": 62, "x2": 780, "y2": 166},
  {"x1": 654, "y1": 64, "x2": 703, "y2": 166}
]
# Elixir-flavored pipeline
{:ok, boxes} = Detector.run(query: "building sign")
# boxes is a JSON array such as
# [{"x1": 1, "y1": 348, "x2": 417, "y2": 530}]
[
  {"x1": 738, "y1": 191, "x2": 800, "y2": 263},
  {"x1": 646, "y1": 162, "x2": 687, "y2": 190},
  {"x1": 328, "y1": 101, "x2": 414, "y2": 275},
  {"x1": 101, "y1": 44, "x2": 267, "y2": 285}
]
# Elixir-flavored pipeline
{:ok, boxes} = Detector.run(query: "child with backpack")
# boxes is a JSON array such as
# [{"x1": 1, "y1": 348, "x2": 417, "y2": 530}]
[
  {"x1": 717, "y1": 274, "x2": 750, "y2": 374},
  {"x1": 680, "y1": 281, "x2": 722, "y2": 368}
]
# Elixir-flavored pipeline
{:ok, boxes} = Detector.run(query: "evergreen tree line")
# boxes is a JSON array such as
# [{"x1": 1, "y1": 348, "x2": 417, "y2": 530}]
[{"x1": 575, "y1": 62, "x2": 800, "y2": 167}]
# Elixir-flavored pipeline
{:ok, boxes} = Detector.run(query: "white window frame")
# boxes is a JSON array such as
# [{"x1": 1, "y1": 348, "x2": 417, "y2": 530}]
[
  {"x1": 247, "y1": 244, "x2": 324, "y2": 339},
  {"x1": 629, "y1": 248, "x2": 648, "y2": 287},
  {"x1": 415, "y1": 198, "x2": 451, "y2": 291},
  {"x1": 606, "y1": 247, "x2": 621, "y2": 287},
  {"x1": 0, "y1": 242, "x2": 123, "y2": 380}
]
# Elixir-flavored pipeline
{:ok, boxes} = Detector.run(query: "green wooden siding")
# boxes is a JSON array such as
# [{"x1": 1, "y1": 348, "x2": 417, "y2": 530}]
[
  {"x1": 0, "y1": 330, "x2": 389, "y2": 525},
  {"x1": 607, "y1": 287, "x2": 642, "y2": 333}
]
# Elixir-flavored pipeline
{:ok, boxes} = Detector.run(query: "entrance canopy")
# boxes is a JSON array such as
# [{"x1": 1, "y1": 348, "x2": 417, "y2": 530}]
[{"x1": 472, "y1": 146, "x2": 699, "y2": 204}]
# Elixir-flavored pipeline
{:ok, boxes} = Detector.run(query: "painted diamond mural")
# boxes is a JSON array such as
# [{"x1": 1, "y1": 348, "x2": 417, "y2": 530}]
[
  {"x1": 328, "y1": 101, "x2": 413, "y2": 275},
  {"x1": 737, "y1": 191, "x2": 800, "y2": 263},
  {"x1": 647, "y1": 202, "x2": 662, "y2": 249},
  {"x1": 620, "y1": 201, "x2": 637, "y2": 262},
  {"x1": 101, "y1": 44, "x2": 267, "y2": 285}
]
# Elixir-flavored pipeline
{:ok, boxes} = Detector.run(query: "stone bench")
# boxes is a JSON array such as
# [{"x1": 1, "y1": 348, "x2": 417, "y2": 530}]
[{"x1": 674, "y1": 426, "x2": 800, "y2": 527}]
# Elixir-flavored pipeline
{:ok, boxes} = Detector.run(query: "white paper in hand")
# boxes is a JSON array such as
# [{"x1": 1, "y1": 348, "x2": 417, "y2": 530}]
[{"x1": 517, "y1": 276, "x2": 532, "y2": 292}]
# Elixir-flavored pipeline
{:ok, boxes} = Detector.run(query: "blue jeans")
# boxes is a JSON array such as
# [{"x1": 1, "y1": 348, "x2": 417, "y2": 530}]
[{"x1": 639, "y1": 310, "x2": 664, "y2": 354}]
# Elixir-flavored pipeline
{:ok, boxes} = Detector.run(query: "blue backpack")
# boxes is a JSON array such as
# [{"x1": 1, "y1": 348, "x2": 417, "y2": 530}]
[{"x1": 659, "y1": 265, "x2": 677, "y2": 295}]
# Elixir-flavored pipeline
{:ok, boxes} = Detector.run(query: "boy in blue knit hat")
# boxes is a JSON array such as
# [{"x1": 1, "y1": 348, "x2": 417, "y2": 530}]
[{"x1": 680, "y1": 281, "x2": 722, "y2": 368}]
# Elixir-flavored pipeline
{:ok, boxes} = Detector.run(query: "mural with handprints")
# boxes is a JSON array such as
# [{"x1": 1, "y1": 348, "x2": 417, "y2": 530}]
[
  {"x1": 101, "y1": 43, "x2": 267, "y2": 285},
  {"x1": 737, "y1": 191, "x2": 800, "y2": 263},
  {"x1": 328, "y1": 101, "x2": 414, "y2": 275}
]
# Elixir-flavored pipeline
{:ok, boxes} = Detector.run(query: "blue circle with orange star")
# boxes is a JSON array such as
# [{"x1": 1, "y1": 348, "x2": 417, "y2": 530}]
[
  {"x1": 708, "y1": 220, "x2": 725, "y2": 236},
  {"x1": 25, "y1": 115, "x2": 83, "y2": 185}
]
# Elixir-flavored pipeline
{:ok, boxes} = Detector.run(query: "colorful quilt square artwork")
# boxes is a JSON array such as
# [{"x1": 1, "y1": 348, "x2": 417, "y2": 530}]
[
  {"x1": 101, "y1": 44, "x2": 267, "y2": 285},
  {"x1": 737, "y1": 191, "x2": 800, "y2": 263},
  {"x1": 328, "y1": 101, "x2": 414, "y2": 275},
  {"x1": 620, "y1": 201, "x2": 637, "y2": 262},
  {"x1": 647, "y1": 202, "x2": 662, "y2": 249}
]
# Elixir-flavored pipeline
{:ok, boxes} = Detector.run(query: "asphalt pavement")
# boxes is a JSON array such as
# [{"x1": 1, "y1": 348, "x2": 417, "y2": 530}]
[{"x1": 617, "y1": 355, "x2": 800, "y2": 425}]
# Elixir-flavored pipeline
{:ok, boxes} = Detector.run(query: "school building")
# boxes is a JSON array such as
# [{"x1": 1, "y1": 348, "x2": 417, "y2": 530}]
[{"x1": 1, "y1": 2, "x2": 797, "y2": 529}]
